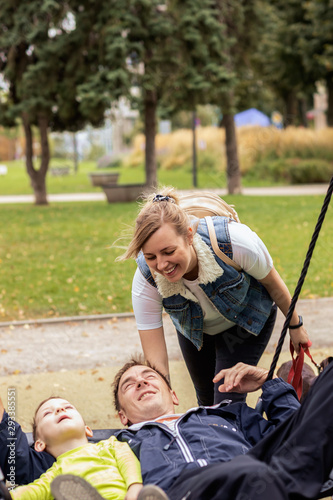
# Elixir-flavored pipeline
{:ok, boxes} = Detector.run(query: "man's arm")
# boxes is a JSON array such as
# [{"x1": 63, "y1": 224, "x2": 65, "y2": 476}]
[
  {"x1": 214, "y1": 363, "x2": 300, "y2": 423},
  {"x1": 213, "y1": 362, "x2": 300, "y2": 418},
  {"x1": 214, "y1": 364, "x2": 300, "y2": 445}
]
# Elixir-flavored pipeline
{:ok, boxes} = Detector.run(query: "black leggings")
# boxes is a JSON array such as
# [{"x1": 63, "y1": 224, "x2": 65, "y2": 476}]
[{"x1": 177, "y1": 304, "x2": 277, "y2": 405}]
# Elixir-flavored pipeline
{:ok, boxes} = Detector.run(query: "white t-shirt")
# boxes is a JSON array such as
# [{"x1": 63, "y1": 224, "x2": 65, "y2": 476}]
[{"x1": 132, "y1": 221, "x2": 273, "y2": 334}]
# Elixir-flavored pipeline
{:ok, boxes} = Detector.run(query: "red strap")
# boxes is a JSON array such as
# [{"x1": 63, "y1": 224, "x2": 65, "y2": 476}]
[
  {"x1": 287, "y1": 341, "x2": 304, "y2": 399},
  {"x1": 287, "y1": 340, "x2": 315, "y2": 400}
]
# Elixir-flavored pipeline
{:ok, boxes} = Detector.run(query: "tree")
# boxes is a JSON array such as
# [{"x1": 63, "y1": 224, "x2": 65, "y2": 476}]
[
  {"x1": 159, "y1": 0, "x2": 234, "y2": 190},
  {"x1": 214, "y1": 0, "x2": 265, "y2": 193},
  {"x1": 104, "y1": 0, "x2": 233, "y2": 189},
  {"x1": 122, "y1": 1, "x2": 179, "y2": 188},
  {"x1": 0, "y1": 0, "x2": 112, "y2": 204},
  {"x1": 302, "y1": 0, "x2": 333, "y2": 126},
  {"x1": 255, "y1": 0, "x2": 317, "y2": 127}
]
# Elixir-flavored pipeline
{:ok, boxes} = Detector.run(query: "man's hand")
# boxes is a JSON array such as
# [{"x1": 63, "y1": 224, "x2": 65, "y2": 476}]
[
  {"x1": 125, "y1": 483, "x2": 143, "y2": 500},
  {"x1": 213, "y1": 363, "x2": 269, "y2": 394}
]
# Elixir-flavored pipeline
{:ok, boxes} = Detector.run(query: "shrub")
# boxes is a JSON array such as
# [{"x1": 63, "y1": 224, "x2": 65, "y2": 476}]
[
  {"x1": 288, "y1": 159, "x2": 333, "y2": 184},
  {"x1": 123, "y1": 125, "x2": 333, "y2": 184},
  {"x1": 245, "y1": 158, "x2": 333, "y2": 184}
]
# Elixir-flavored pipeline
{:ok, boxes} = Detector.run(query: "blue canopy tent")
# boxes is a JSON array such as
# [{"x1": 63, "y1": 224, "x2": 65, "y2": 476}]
[{"x1": 234, "y1": 108, "x2": 271, "y2": 127}]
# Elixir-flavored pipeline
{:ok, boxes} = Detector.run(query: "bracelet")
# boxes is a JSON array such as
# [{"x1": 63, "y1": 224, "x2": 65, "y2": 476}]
[{"x1": 289, "y1": 315, "x2": 303, "y2": 329}]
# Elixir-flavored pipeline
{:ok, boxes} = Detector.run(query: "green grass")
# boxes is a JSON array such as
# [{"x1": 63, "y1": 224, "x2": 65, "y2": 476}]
[
  {"x1": 0, "y1": 159, "x2": 281, "y2": 197},
  {"x1": 0, "y1": 195, "x2": 331, "y2": 322}
]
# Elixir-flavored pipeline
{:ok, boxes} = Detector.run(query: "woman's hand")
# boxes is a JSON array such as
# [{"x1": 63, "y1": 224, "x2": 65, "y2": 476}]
[
  {"x1": 289, "y1": 325, "x2": 311, "y2": 353},
  {"x1": 213, "y1": 363, "x2": 269, "y2": 394}
]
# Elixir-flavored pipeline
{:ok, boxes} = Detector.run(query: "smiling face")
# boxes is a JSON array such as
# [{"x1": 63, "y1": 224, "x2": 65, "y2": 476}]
[
  {"x1": 117, "y1": 365, "x2": 179, "y2": 426},
  {"x1": 142, "y1": 223, "x2": 198, "y2": 282},
  {"x1": 34, "y1": 398, "x2": 91, "y2": 451}
]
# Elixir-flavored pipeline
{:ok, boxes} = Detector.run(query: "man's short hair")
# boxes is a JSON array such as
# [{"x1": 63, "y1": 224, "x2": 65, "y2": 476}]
[{"x1": 112, "y1": 355, "x2": 172, "y2": 412}]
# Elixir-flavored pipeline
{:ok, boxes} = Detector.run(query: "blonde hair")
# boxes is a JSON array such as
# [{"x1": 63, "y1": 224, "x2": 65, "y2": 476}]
[
  {"x1": 32, "y1": 396, "x2": 62, "y2": 441},
  {"x1": 118, "y1": 186, "x2": 195, "y2": 261}
]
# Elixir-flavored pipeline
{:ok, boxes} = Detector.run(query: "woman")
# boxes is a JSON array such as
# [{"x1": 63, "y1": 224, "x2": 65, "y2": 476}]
[{"x1": 119, "y1": 187, "x2": 310, "y2": 405}]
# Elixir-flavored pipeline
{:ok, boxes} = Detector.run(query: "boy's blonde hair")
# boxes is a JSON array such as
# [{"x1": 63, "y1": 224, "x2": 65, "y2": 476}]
[
  {"x1": 118, "y1": 186, "x2": 195, "y2": 261},
  {"x1": 32, "y1": 396, "x2": 62, "y2": 442}
]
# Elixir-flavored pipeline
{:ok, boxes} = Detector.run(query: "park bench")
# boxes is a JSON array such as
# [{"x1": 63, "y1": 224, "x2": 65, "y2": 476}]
[
  {"x1": 50, "y1": 166, "x2": 70, "y2": 177},
  {"x1": 89, "y1": 172, "x2": 119, "y2": 187}
]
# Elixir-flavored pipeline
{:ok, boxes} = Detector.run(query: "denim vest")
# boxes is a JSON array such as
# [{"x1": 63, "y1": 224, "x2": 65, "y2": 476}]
[{"x1": 136, "y1": 217, "x2": 273, "y2": 350}]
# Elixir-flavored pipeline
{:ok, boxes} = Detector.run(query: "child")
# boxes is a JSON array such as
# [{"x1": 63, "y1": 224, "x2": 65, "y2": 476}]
[{"x1": 10, "y1": 397, "x2": 143, "y2": 500}]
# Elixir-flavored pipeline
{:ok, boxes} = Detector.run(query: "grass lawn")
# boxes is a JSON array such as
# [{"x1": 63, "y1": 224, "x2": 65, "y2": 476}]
[
  {"x1": 0, "y1": 159, "x2": 281, "y2": 196},
  {"x1": 0, "y1": 195, "x2": 331, "y2": 322}
]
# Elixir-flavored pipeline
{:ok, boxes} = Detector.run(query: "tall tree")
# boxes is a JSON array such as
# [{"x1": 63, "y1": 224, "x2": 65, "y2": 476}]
[
  {"x1": 100, "y1": 0, "x2": 233, "y2": 189},
  {"x1": 159, "y1": 0, "x2": 234, "y2": 190},
  {"x1": 215, "y1": 0, "x2": 264, "y2": 193},
  {"x1": 0, "y1": 0, "x2": 112, "y2": 204},
  {"x1": 255, "y1": 0, "x2": 317, "y2": 127},
  {"x1": 302, "y1": 0, "x2": 333, "y2": 126},
  {"x1": 122, "y1": 1, "x2": 179, "y2": 188}
]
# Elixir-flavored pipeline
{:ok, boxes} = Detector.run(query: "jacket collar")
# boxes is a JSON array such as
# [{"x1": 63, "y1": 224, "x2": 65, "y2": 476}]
[{"x1": 154, "y1": 233, "x2": 224, "y2": 299}]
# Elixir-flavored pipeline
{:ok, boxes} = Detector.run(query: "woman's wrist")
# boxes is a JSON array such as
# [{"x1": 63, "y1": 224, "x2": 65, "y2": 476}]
[{"x1": 289, "y1": 315, "x2": 303, "y2": 329}]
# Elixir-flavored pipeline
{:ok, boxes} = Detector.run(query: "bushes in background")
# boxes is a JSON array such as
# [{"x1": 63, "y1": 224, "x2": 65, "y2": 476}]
[{"x1": 123, "y1": 126, "x2": 333, "y2": 184}]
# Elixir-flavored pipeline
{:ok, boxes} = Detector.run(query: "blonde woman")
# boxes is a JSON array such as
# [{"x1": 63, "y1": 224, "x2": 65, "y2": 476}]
[{"x1": 119, "y1": 187, "x2": 309, "y2": 405}]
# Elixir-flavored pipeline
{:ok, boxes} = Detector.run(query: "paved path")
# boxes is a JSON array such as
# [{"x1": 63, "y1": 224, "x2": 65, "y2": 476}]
[
  {"x1": 0, "y1": 297, "x2": 332, "y2": 377},
  {"x1": 0, "y1": 184, "x2": 330, "y2": 204}
]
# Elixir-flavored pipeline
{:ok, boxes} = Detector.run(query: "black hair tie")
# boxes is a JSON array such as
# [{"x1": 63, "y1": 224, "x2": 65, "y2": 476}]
[{"x1": 152, "y1": 194, "x2": 175, "y2": 203}]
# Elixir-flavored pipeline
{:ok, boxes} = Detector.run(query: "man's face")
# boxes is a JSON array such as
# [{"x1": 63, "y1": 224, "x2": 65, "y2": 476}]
[
  {"x1": 117, "y1": 365, "x2": 179, "y2": 426},
  {"x1": 34, "y1": 398, "x2": 91, "y2": 451}
]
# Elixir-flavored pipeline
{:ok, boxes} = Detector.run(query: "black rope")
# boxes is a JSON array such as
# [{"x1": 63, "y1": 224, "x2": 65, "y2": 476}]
[{"x1": 266, "y1": 176, "x2": 333, "y2": 381}]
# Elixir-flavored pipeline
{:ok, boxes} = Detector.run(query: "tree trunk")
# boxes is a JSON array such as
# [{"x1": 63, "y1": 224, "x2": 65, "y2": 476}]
[
  {"x1": 192, "y1": 110, "x2": 197, "y2": 188},
  {"x1": 144, "y1": 89, "x2": 157, "y2": 188},
  {"x1": 222, "y1": 113, "x2": 242, "y2": 195},
  {"x1": 326, "y1": 73, "x2": 333, "y2": 127},
  {"x1": 22, "y1": 113, "x2": 49, "y2": 205},
  {"x1": 284, "y1": 91, "x2": 298, "y2": 126},
  {"x1": 298, "y1": 98, "x2": 308, "y2": 128},
  {"x1": 73, "y1": 132, "x2": 79, "y2": 173}
]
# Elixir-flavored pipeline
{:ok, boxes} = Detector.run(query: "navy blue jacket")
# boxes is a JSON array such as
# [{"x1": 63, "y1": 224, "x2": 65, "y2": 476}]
[{"x1": 116, "y1": 379, "x2": 300, "y2": 491}]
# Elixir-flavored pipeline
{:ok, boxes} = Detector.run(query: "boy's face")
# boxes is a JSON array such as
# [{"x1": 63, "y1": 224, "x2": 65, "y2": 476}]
[
  {"x1": 34, "y1": 398, "x2": 91, "y2": 451},
  {"x1": 117, "y1": 365, "x2": 179, "y2": 426}
]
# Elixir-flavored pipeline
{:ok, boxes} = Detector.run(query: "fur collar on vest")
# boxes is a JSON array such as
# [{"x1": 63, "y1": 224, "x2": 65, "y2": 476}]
[{"x1": 154, "y1": 233, "x2": 224, "y2": 299}]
